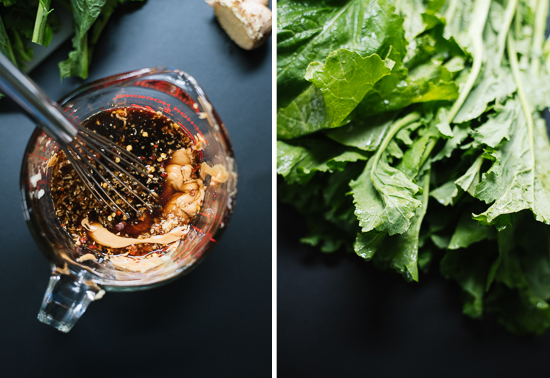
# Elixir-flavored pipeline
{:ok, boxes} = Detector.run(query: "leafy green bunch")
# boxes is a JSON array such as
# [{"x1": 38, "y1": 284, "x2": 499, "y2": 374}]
[
  {"x1": 0, "y1": 0, "x2": 144, "y2": 79},
  {"x1": 277, "y1": 0, "x2": 550, "y2": 334}
]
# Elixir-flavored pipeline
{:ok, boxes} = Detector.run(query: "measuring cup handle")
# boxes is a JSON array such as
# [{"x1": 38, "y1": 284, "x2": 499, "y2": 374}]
[{"x1": 37, "y1": 271, "x2": 103, "y2": 333}]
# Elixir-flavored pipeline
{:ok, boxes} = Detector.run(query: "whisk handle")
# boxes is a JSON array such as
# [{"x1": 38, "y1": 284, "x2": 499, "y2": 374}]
[{"x1": 0, "y1": 53, "x2": 77, "y2": 144}]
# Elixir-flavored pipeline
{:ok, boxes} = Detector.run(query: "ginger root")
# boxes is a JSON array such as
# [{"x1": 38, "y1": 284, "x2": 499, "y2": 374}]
[{"x1": 206, "y1": 0, "x2": 272, "y2": 50}]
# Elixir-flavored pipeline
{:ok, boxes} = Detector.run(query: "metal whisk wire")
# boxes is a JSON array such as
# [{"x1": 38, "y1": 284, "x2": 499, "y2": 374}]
[{"x1": 0, "y1": 52, "x2": 158, "y2": 217}]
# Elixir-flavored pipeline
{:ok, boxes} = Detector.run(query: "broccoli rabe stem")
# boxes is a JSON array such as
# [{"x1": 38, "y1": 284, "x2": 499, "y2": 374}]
[
  {"x1": 531, "y1": 0, "x2": 549, "y2": 75},
  {"x1": 444, "y1": 0, "x2": 459, "y2": 25},
  {"x1": 508, "y1": 34, "x2": 535, "y2": 165},
  {"x1": 32, "y1": 0, "x2": 52, "y2": 46},
  {"x1": 371, "y1": 112, "x2": 421, "y2": 186},
  {"x1": 496, "y1": 0, "x2": 519, "y2": 67},
  {"x1": 447, "y1": 0, "x2": 491, "y2": 123}
]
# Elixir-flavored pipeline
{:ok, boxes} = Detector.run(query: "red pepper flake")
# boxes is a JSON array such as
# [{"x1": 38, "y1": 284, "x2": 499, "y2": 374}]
[
  {"x1": 160, "y1": 172, "x2": 168, "y2": 178},
  {"x1": 80, "y1": 237, "x2": 88, "y2": 244},
  {"x1": 89, "y1": 244, "x2": 97, "y2": 249}
]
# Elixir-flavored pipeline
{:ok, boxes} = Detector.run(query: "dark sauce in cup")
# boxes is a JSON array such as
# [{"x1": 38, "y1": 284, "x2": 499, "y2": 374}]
[{"x1": 50, "y1": 107, "x2": 203, "y2": 257}]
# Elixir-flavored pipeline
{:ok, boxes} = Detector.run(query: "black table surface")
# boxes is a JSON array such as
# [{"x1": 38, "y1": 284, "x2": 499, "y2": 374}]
[
  {"x1": 0, "y1": 2, "x2": 271, "y2": 377},
  {"x1": 278, "y1": 201, "x2": 550, "y2": 377}
]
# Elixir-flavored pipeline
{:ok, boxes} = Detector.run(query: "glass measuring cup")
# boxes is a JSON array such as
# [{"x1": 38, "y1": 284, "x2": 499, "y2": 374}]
[{"x1": 20, "y1": 68, "x2": 237, "y2": 332}]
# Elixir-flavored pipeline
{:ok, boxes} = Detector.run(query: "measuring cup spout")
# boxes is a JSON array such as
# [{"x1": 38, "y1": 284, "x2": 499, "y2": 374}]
[{"x1": 38, "y1": 271, "x2": 103, "y2": 333}]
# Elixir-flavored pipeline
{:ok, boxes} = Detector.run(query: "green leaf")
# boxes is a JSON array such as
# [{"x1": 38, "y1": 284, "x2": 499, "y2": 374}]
[
  {"x1": 487, "y1": 214, "x2": 550, "y2": 335},
  {"x1": 372, "y1": 166, "x2": 431, "y2": 281},
  {"x1": 354, "y1": 230, "x2": 386, "y2": 261},
  {"x1": 0, "y1": 15, "x2": 16, "y2": 66},
  {"x1": 350, "y1": 154, "x2": 421, "y2": 236},
  {"x1": 440, "y1": 243, "x2": 498, "y2": 318},
  {"x1": 71, "y1": 0, "x2": 106, "y2": 36},
  {"x1": 355, "y1": 60, "x2": 459, "y2": 117},
  {"x1": 448, "y1": 212, "x2": 495, "y2": 250},
  {"x1": 431, "y1": 181, "x2": 458, "y2": 206},
  {"x1": 279, "y1": 166, "x2": 362, "y2": 254},
  {"x1": 59, "y1": 0, "x2": 107, "y2": 79},
  {"x1": 455, "y1": 154, "x2": 483, "y2": 196},
  {"x1": 324, "y1": 111, "x2": 397, "y2": 151},
  {"x1": 277, "y1": 138, "x2": 368, "y2": 185},
  {"x1": 453, "y1": 66, "x2": 516, "y2": 124},
  {"x1": 432, "y1": 122, "x2": 470, "y2": 161},
  {"x1": 386, "y1": 139, "x2": 403, "y2": 159},
  {"x1": 473, "y1": 108, "x2": 550, "y2": 226},
  {"x1": 396, "y1": 121, "x2": 440, "y2": 178},
  {"x1": 471, "y1": 102, "x2": 517, "y2": 148},
  {"x1": 434, "y1": 107, "x2": 452, "y2": 137},
  {"x1": 11, "y1": 30, "x2": 33, "y2": 65},
  {"x1": 307, "y1": 49, "x2": 392, "y2": 127},
  {"x1": 393, "y1": 0, "x2": 445, "y2": 62},
  {"x1": 277, "y1": 0, "x2": 407, "y2": 109},
  {"x1": 493, "y1": 223, "x2": 525, "y2": 290},
  {"x1": 277, "y1": 85, "x2": 329, "y2": 140},
  {"x1": 488, "y1": 286, "x2": 550, "y2": 335}
]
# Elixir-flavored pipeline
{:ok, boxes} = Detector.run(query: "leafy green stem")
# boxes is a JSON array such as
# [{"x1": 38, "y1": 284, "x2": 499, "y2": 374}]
[
  {"x1": 421, "y1": 167, "x2": 430, "y2": 206},
  {"x1": 496, "y1": 0, "x2": 519, "y2": 67},
  {"x1": 514, "y1": 3, "x2": 522, "y2": 37},
  {"x1": 32, "y1": 0, "x2": 52, "y2": 46},
  {"x1": 531, "y1": 0, "x2": 549, "y2": 75},
  {"x1": 446, "y1": 0, "x2": 492, "y2": 124},
  {"x1": 444, "y1": 0, "x2": 459, "y2": 25},
  {"x1": 371, "y1": 112, "x2": 421, "y2": 184},
  {"x1": 508, "y1": 34, "x2": 535, "y2": 164},
  {"x1": 418, "y1": 138, "x2": 437, "y2": 173}
]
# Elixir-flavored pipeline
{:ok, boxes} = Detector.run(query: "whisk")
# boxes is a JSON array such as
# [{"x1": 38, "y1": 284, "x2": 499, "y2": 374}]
[{"x1": 0, "y1": 53, "x2": 157, "y2": 218}]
